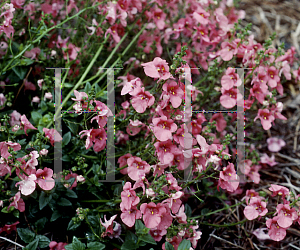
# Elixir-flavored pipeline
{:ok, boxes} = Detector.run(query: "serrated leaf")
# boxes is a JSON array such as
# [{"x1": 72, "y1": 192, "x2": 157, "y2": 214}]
[
  {"x1": 62, "y1": 131, "x2": 71, "y2": 146},
  {"x1": 17, "y1": 228, "x2": 35, "y2": 243},
  {"x1": 87, "y1": 242, "x2": 105, "y2": 250},
  {"x1": 84, "y1": 82, "x2": 92, "y2": 94},
  {"x1": 36, "y1": 235, "x2": 50, "y2": 248},
  {"x1": 177, "y1": 239, "x2": 191, "y2": 250},
  {"x1": 72, "y1": 236, "x2": 86, "y2": 250},
  {"x1": 64, "y1": 244, "x2": 73, "y2": 250},
  {"x1": 57, "y1": 197, "x2": 72, "y2": 206}
]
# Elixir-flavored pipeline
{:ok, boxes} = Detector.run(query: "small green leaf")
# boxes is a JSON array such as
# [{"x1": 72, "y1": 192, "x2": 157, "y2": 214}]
[
  {"x1": 24, "y1": 238, "x2": 39, "y2": 250},
  {"x1": 67, "y1": 219, "x2": 81, "y2": 231},
  {"x1": 57, "y1": 197, "x2": 72, "y2": 206},
  {"x1": 87, "y1": 242, "x2": 105, "y2": 250},
  {"x1": 185, "y1": 204, "x2": 192, "y2": 218},
  {"x1": 40, "y1": 100, "x2": 48, "y2": 112},
  {"x1": 13, "y1": 209, "x2": 19, "y2": 218},
  {"x1": 165, "y1": 242, "x2": 175, "y2": 250},
  {"x1": 72, "y1": 236, "x2": 86, "y2": 250},
  {"x1": 50, "y1": 210, "x2": 61, "y2": 222},
  {"x1": 1, "y1": 206, "x2": 14, "y2": 213},
  {"x1": 39, "y1": 191, "x2": 52, "y2": 210},
  {"x1": 31, "y1": 111, "x2": 42, "y2": 124},
  {"x1": 64, "y1": 244, "x2": 73, "y2": 250},
  {"x1": 65, "y1": 189, "x2": 78, "y2": 198},
  {"x1": 36, "y1": 235, "x2": 51, "y2": 248},
  {"x1": 177, "y1": 239, "x2": 191, "y2": 250},
  {"x1": 135, "y1": 220, "x2": 146, "y2": 231},
  {"x1": 62, "y1": 131, "x2": 71, "y2": 146},
  {"x1": 17, "y1": 228, "x2": 35, "y2": 243},
  {"x1": 138, "y1": 234, "x2": 157, "y2": 245},
  {"x1": 62, "y1": 155, "x2": 71, "y2": 162},
  {"x1": 84, "y1": 82, "x2": 92, "y2": 94},
  {"x1": 34, "y1": 218, "x2": 48, "y2": 232},
  {"x1": 12, "y1": 66, "x2": 27, "y2": 80}
]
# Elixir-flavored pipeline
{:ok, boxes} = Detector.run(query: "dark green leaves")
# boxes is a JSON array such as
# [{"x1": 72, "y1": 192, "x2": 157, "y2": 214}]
[
  {"x1": 178, "y1": 239, "x2": 191, "y2": 250},
  {"x1": 12, "y1": 66, "x2": 27, "y2": 80},
  {"x1": 57, "y1": 197, "x2": 72, "y2": 206},
  {"x1": 86, "y1": 242, "x2": 105, "y2": 250},
  {"x1": 39, "y1": 191, "x2": 52, "y2": 210},
  {"x1": 165, "y1": 242, "x2": 175, "y2": 250},
  {"x1": 17, "y1": 228, "x2": 35, "y2": 243},
  {"x1": 62, "y1": 131, "x2": 71, "y2": 146}
]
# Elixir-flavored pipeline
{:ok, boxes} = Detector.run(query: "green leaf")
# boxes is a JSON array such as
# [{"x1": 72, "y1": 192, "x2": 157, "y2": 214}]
[
  {"x1": 121, "y1": 240, "x2": 137, "y2": 250},
  {"x1": 138, "y1": 234, "x2": 157, "y2": 245},
  {"x1": 31, "y1": 111, "x2": 42, "y2": 124},
  {"x1": 12, "y1": 66, "x2": 27, "y2": 80},
  {"x1": 84, "y1": 82, "x2": 92, "y2": 94},
  {"x1": 65, "y1": 189, "x2": 78, "y2": 198},
  {"x1": 63, "y1": 82, "x2": 74, "y2": 88},
  {"x1": 177, "y1": 239, "x2": 191, "y2": 250},
  {"x1": 39, "y1": 191, "x2": 52, "y2": 210},
  {"x1": 125, "y1": 231, "x2": 137, "y2": 244},
  {"x1": 24, "y1": 239, "x2": 39, "y2": 250},
  {"x1": 50, "y1": 210, "x2": 61, "y2": 222},
  {"x1": 40, "y1": 100, "x2": 48, "y2": 112},
  {"x1": 34, "y1": 217, "x2": 48, "y2": 232},
  {"x1": 67, "y1": 218, "x2": 81, "y2": 231},
  {"x1": 13, "y1": 209, "x2": 19, "y2": 218},
  {"x1": 185, "y1": 204, "x2": 192, "y2": 218},
  {"x1": 87, "y1": 242, "x2": 105, "y2": 250},
  {"x1": 62, "y1": 131, "x2": 71, "y2": 146},
  {"x1": 64, "y1": 244, "x2": 74, "y2": 250},
  {"x1": 135, "y1": 220, "x2": 146, "y2": 231},
  {"x1": 65, "y1": 120, "x2": 78, "y2": 135},
  {"x1": 72, "y1": 236, "x2": 86, "y2": 250},
  {"x1": 36, "y1": 235, "x2": 50, "y2": 248},
  {"x1": 1, "y1": 206, "x2": 14, "y2": 213},
  {"x1": 17, "y1": 228, "x2": 35, "y2": 243},
  {"x1": 57, "y1": 197, "x2": 72, "y2": 206},
  {"x1": 165, "y1": 242, "x2": 175, "y2": 250},
  {"x1": 62, "y1": 155, "x2": 71, "y2": 162},
  {"x1": 20, "y1": 58, "x2": 35, "y2": 66}
]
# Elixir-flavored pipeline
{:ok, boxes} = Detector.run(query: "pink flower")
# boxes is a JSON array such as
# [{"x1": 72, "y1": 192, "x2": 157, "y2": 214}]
[
  {"x1": 149, "y1": 227, "x2": 167, "y2": 242},
  {"x1": 79, "y1": 128, "x2": 107, "y2": 152},
  {"x1": 219, "y1": 41, "x2": 238, "y2": 61},
  {"x1": 221, "y1": 68, "x2": 242, "y2": 90},
  {"x1": 130, "y1": 86, "x2": 155, "y2": 113},
  {"x1": 11, "y1": 0, "x2": 25, "y2": 9},
  {"x1": 249, "y1": 82, "x2": 269, "y2": 104},
  {"x1": 267, "y1": 66, "x2": 280, "y2": 88},
  {"x1": 192, "y1": 7, "x2": 210, "y2": 25},
  {"x1": 117, "y1": 153, "x2": 132, "y2": 175},
  {"x1": 141, "y1": 57, "x2": 173, "y2": 81},
  {"x1": 154, "y1": 139, "x2": 177, "y2": 165},
  {"x1": 162, "y1": 80, "x2": 184, "y2": 108},
  {"x1": 140, "y1": 202, "x2": 166, "y2": 229},
  {"x1": 244, "y1": 197, "x2": 268, "y2": 220},
  {"x1": 254, "y1": 109, "x2": 275, "y2": 130},
  {"x1": 152, "y1": 115, "x2": 177, "y2": 141},
  {"x1": 244, "y1": 164, "x2": 261, "y2": 184},
  {"x1": 126, "y1": 119, "x2": 144, "y2": 136},
  {"x1": 162, "y1": 191, "x2": 183, "y2": 214},
  {"x1": 120, "y1": 182, "x2": 140, "y2": 210},
  {"x1": 7, "y1": 191, "x2": 25, "y2": 212},
  {"x1": 209, "y1": 113, "x2": 227, "y2": 132},
  {"x1": 127, "y1": 156, "x2": 151, "y2": 181},
  {"x1": 0, "y1": 141, "x2": 21, "y2": 160},
  {"x1": 252, "y1": 228, "x2": 271, "y2": 240},
  {"x1": 242, "y1": 189, "x2": 260, "y2": 205},
  {"x1": 20, "y1": 115, "x2": 37, "y2": 136},
  {"x1": 100, "y1": 214, "x2": 121, "y2": 239},
  {"x1": 269, "y1": 184, "x2": 289, "y2": 200},
  {"x1": 0, "y1": 221, "x2": 19, "y2": 235},
  {"x1": 172, "y1": 205, "x2": 187, "y2": 223},
  {"x1": 24, "y1": 47, "x2": 40, "y2": 60},
  {"x1": 71, "y1": 90, "x2": 89, "y2": 110},
  {"x1": 217, "y1": 163, "x2": 239, "y2": 192},
  {"x1": 275, "y1": 203, "x2": 298, "y2": 228},
  {"x1": 220, "y1": 87, "x2": 242, "y2": 109},
  {"x1": 43, "y1": 128, "x2": 63, "y2": 146},
  {"x1": 64, "y1": 172, "x2": 78, "y2": 189},
  {"x1": 120, "y1": 206, "x2": 142, "y2": 227},
  {"x1": 25, "y1": 150, "x2": 39, "y2": 169},
  {"x1": 9, "y1": 110, "x2": 21, "y2": 127},
  {"x1": 15, "y1": 174, "x2": 37, "y2": 196},
  {"x1": 35, "y1": 167, "x2": 55, "y2": 191},
  {"x1": 266, "y1": 216, "x2": 288, "y2": 241},
  {"x1": 32, "y1": 96, "x2": 40, "y2": 103},
  {"x1": 49, "y1": 241, "x2": 68, "y2": 250},
  {"x1": 267, "y1": 137, "x2": 286, "y2": 152},
  {"x1": 44, "y1": 92, "x2": 53, "y2": 100},
  {"x1": 39, "y1": 149, "x2": 48, "y2": 156},
  {"x1": 260, "y1": 153, "x2": 277, "y2": 166}
]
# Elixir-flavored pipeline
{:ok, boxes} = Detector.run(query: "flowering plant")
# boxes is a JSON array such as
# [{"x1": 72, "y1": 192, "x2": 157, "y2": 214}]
[{"x1": 0, "y1": 0, "x2": 299, "y2": 249}]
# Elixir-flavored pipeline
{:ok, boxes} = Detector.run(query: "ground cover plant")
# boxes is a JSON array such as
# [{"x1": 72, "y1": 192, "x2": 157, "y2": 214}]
[{"x1": 0, "y1": 0, "x2": 300, "y2": 249}]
